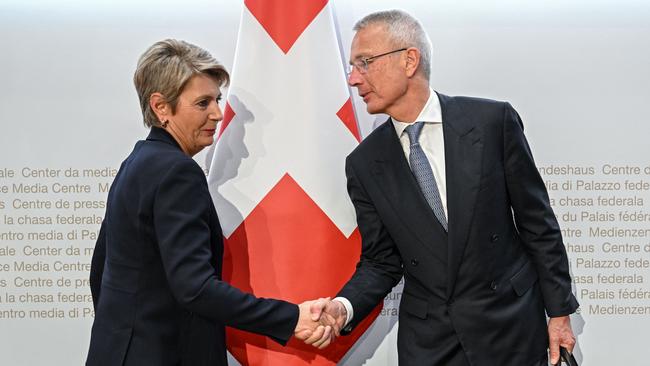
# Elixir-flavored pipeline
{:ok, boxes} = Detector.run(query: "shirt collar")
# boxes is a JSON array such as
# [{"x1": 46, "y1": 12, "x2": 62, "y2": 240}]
[{"x1": 392, "y1": 88, "x2": 443, "y2": 137}]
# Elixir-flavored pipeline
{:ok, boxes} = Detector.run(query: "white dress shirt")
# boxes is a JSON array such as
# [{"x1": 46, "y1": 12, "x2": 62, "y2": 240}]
[
  {"x1": 391, "y1": 88, "x2": 447, "y2": 216},
  {"x1": 335, "y1": 88, "x2": 446, "y2": 327}
]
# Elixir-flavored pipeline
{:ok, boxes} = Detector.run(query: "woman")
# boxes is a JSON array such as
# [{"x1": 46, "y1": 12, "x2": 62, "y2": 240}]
[{"x1": 86, "y1": 39, "x2": 330, "y2": 366}]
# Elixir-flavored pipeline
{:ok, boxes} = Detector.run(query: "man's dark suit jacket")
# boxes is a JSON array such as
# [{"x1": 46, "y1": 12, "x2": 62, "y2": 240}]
[
  {"x1": 338, "y1": 93, "x2": 579, "y2": 365},
  {"x1": 86, "y1": 127, "x2": 298, "y2": 366}
]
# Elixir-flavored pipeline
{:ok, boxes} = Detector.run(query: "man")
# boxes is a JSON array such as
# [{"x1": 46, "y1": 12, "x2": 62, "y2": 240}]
[{"x1": 311, "y1": 9, "x2": 578, "y2": 366}]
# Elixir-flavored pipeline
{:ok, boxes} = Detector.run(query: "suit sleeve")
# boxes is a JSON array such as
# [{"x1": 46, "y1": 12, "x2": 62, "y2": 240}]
[
  {"x1": 89, "y1": 220, "x2": 106, "y2": 309},
  {"x1": 153, "y1": 158, "x2": 298, "y2": 345},
  {"x1": 502, "y1": 103, "x2": 579, "y2": 317},
  {"x1": 337, "y1": 156, "x2": 403, "y2": 332}
]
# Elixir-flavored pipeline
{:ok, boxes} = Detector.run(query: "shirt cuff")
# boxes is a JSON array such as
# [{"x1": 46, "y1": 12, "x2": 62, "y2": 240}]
[{"x1": 333, "y1": 296, "x2": 353, "y2": 327}]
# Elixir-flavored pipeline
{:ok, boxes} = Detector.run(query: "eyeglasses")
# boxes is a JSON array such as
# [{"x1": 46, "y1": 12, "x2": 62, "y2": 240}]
[{"x1": 347, "y1": 48, "x2": 407, "y2": 75}]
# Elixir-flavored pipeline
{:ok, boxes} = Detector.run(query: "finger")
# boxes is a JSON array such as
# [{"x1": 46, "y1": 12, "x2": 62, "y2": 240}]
[
  {"x1": 560, "y1": 334, "x2": 576, "y2": 353},
  {"x1": 565, "y1": 343, "x2": 575, "y2": 354},
  {"x1": 311, "y1": 329, "x2": 325, "y2": 348},
  {"x1": 319, "y1": 312, "x2": 336, "y2": 327},
  {"x1": 303, "y1": 326, "x2": 323, "y2": 345},
  {"x1": 318, "y1": 331, "x2": 333, "y2": 349},
  {"x1": 333, "y1": 302, "x2": 345, "y2": 335},
  {"x1": 333, "y1": 323, "x2": 342, "y2": 338},
  {"x1": 312, "y1": 325, "x2": 332, "y2": 349},
  {"x1": 548, "y1": 336, "x2": 560, "y2": 365},
  {"x1": 318, "y1": 337, "x2": 332, "y2": 350},
  {"x1": 304, "y1": 325, "x2": 325, "y2": 345},
  {"x1": 294, "y1": 329, "x2": 312, "y2": 341}
]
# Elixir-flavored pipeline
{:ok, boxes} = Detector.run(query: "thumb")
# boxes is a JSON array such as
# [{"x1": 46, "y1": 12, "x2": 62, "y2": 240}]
[{"x1": 310, "y1": 298, "x2": 327, "y2": 321}]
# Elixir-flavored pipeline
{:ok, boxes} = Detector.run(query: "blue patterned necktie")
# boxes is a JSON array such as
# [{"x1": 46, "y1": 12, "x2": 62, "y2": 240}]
[{"x1": 404, "y1": 122, "x2": 448, "y2": 231}]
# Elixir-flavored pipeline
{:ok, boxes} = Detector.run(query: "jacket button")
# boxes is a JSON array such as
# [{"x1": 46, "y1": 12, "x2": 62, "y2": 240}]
[
  {"x1": 490, "y1": 281, "x2": 498, "y2": 290},
  {"x1": 411, "y1": 259, "x2": 419, "y2": 266},
  {"x1": 490, "y1": 234, "x2": 499, "y2": 242}
]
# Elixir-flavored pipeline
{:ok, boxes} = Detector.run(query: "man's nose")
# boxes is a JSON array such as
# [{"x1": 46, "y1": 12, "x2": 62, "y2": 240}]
[{"x1": 347, "y1": 67, "x2": 362, "y2": 87}]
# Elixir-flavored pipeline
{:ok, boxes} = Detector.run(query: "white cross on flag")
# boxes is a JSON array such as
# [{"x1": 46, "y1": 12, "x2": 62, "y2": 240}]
[{"x1": 207, "y1": 0, "x2": 382, "y2": 364}]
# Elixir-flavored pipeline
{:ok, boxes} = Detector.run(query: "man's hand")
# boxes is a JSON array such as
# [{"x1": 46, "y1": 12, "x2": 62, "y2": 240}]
[
  {"x1": 294, "y1": 299, "x2": 333, "y2": 348},
  {"x1": 310, "y1": 298, "x2": 347, "y2": 339},
  {"x1": 548, "y1": 315, "x2": 576, "y2": 364}
]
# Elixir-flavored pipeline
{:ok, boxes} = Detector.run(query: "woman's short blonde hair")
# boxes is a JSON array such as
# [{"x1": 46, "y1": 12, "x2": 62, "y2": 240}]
[{"x1": 134, "y1": 39, "x2": 230, "y2": 128}]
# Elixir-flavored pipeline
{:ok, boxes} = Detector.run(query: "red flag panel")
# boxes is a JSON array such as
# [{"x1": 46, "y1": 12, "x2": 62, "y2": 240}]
[
  {"x1": 223, "y1": 174, "x2": 381, "y2": 364},
  {"x1": 336, "y1": 97, "x2": 361, "y2": 142},
  {"x1": 218, "y1": 102, "x2": 236, "y2": 139},
  {"x1": 245, "y1": 0, "x2": 329, "y2": 54}
]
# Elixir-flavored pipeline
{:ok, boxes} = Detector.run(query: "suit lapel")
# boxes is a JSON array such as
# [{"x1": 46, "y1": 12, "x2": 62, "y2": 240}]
[
  {"x1": 370, "y1": 122, "x2": 448, "y2": 265},
  {"x1": 438, "y1": 93, "x2": 483, "y2": 298}
]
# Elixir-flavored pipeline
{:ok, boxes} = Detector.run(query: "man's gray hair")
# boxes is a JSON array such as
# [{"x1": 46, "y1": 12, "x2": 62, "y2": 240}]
[
  {"x1": 354, "y1": 9, "x2": 432, "y2": 80},
  {"x1": 134, "y1": 39, "x2": 230, "y2": 128}
]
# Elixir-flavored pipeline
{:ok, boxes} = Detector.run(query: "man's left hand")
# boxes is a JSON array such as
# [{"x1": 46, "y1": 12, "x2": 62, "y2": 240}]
[{"x1": 548, "y1": 315, "x2": 576, "y2": 364}]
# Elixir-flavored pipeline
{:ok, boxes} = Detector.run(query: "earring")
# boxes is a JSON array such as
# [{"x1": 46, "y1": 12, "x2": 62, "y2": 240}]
[{"x1": 161, "y1": 120, "x2": 169, "y2": 128}]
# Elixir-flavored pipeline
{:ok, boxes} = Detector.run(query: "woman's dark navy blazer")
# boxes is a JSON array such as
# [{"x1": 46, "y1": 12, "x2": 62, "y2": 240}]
[{"x1": 86, "y1": 127, "x2": 298, "y2": 366}]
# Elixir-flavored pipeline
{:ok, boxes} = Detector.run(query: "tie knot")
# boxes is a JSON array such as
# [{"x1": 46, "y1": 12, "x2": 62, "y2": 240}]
[{"x1": 404, "y1": 121, "x2": 425, "y2": 145}]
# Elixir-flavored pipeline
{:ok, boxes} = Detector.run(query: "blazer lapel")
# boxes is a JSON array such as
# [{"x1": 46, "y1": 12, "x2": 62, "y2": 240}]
[
  {"x1": 370, "y1": 121, "x2": 448, "y2": 265},
  {"x1": 439, "y1": 93, "x2": 483, "y2": 299}
]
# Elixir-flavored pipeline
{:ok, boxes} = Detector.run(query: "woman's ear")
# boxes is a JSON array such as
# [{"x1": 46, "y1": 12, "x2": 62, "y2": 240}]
[{"x1": 149, "y1": 93, "x2": 169, "y2": 124}]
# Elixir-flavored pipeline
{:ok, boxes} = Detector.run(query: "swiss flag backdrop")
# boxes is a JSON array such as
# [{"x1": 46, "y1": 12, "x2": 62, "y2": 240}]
[{"x1": 207, "y1": 1, "x2": 381, "y2": 364}]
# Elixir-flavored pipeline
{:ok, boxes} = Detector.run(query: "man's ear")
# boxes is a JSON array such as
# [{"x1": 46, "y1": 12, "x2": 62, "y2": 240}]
[
  {"x1": 149, "y1": 93, "x2": 169, "y2": 123},
  {"x1": 404, "y1": 47, "x2": 421, "y2": 78}
]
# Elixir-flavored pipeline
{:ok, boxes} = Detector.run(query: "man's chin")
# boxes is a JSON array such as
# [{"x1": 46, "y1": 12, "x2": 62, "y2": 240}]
[{"x1": 365, "y1": 103, "x2": 383, "y2": 115}]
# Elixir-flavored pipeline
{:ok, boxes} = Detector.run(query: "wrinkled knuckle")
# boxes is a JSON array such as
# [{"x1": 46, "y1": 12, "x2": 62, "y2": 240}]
[{"x1": 550, "y1": 335, "x2": 560, "y2": 342}]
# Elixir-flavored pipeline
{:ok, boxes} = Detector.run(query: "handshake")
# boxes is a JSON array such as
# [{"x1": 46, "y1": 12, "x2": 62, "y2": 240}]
[{"x1": 293, "y1": 298, "x2": 348, "y2": 349}]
